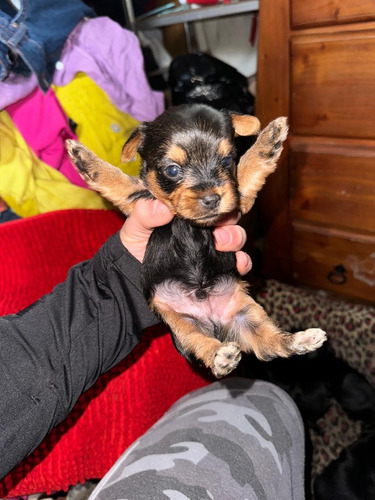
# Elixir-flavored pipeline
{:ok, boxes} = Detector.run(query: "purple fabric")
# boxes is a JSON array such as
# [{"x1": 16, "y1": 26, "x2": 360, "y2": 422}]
[
  {"x1": 53, "y1": 17, "x2": 164, "y2": 122},
  {"x1": 6, "y1": 87, "x2": 87, "y2": 188},
  {"x1": 0, "y1": 72, "x2": 38, "y2": 110}
]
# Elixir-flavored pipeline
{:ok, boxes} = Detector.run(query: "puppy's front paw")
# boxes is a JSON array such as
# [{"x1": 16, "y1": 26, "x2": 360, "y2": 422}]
[
  {"x1": 257, "y1": 117, "x2": 289, "y2": 162},
  {"x1": 66, "y1": 139, "x2": 100, "y2": 182},
  {"x1": 212, "y1": 342, "x2": 242, "y2": 378},
  {"x1": 291, "y1": 328, "x2": 327, "y2": 355}
]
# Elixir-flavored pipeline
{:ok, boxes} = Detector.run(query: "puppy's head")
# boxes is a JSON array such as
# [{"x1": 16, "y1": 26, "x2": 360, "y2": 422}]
[{"x1": 122, "y1": 104, "x2": 260, "y2": 225}]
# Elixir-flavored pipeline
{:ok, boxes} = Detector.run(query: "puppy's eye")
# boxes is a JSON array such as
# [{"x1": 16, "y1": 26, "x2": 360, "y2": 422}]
[
  {"x1": 222, "y1": 156, "x2": 232, "y2": 168},
  {"x1": 164, "y1": 164, "x2": 181, "y2": 178}
]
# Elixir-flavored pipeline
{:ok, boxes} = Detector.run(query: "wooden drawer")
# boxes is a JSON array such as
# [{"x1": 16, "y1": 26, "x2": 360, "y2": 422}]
[
  {"x1": 289, "y1": 142, "x2": 375, "y2": 233},
  {"x1": 293, "y1": 221, "x2": 375, "y2": 302},
  {"x1": 291, "y1": 31, "x2": 375, "y2": 139},
  {"x1": 291, "y1": 0, "x2": 375, "y2": 29}
]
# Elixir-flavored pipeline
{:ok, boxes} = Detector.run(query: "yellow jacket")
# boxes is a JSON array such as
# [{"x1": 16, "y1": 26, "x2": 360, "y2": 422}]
[
  {"x1": 53, "y1": 73, "x2": 141, "y2": 176},
  {"x1": 0, "y1": 111, "x2": 110, "y2": 217}
]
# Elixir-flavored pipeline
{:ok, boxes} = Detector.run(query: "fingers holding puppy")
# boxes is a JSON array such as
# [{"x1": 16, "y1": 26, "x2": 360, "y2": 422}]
[
  {"x1": 213, "y1": 223, "x2": 252, "y2": 275},
  {"x1": 213, "y1": 223, "x2": 246, "y2": 252},
  {"x1": 234, "y1": 251, "x2": 252, "y2": 276},
  {"x1": 121, "y1": 200, "x2": 252, "y2": 275},
  {"x1": 120, "y1": 199, "x2": 173, "y2": 262}
]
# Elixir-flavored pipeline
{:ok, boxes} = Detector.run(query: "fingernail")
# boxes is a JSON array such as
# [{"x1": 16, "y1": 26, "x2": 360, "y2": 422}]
[
  {"x1": 237, "y1": 251, "x2": 252, "y2": 275},
  {"x1": 215, "y1": 227, "x2": 232, "y2": 246},
  {"x1": 243, "y1": 252, "x2": 251, "y2": 269}
]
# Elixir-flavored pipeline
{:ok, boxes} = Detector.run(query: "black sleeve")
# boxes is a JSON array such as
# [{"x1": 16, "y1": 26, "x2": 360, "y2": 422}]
[{"x1": 0, "y1": 232, "x2": 159, "y2": 479}]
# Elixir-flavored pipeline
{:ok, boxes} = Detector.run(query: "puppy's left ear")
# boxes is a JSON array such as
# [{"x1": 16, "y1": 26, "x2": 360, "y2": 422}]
[
  {"x1": 121, "y1": 125, "x2": 145, "y2": 162},
  {"x1": 230, "y1": 113, "x2": 261, "y2": 137}
]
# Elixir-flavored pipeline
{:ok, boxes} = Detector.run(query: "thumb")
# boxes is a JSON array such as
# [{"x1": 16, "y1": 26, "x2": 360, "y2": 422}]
[
  {"x1": 120, "y1": 199, "x2": 173, "y2": 262},
  {"x1": 136, "y1": 199, "x2": 174, "y2": 230}
]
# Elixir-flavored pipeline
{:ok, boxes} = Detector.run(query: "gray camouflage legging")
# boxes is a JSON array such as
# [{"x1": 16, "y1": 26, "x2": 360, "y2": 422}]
[{"x1": 90, "y1": 378, "x2": 305, "y2": 500}]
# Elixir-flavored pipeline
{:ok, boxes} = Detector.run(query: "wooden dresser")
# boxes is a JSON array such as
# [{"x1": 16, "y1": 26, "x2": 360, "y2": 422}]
[{"x1": 255, "y1": 0, "x2": 375, "y2": 303}]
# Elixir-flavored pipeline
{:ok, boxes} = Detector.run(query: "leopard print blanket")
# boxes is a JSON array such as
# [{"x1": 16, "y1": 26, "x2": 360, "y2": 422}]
[{"x1": 255, "y1": 279, "x2": 375, "y2": 483}]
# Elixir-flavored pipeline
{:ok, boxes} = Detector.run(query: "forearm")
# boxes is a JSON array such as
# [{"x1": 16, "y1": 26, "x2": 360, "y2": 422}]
[{"x1": 0, "y1": 232, "x2": 158, "y2": 478}]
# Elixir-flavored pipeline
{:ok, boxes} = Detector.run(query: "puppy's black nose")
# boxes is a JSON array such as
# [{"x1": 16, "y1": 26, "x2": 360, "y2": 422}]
[{"x1": 201, "y1": 194, "x2": 221, "y2": 209}]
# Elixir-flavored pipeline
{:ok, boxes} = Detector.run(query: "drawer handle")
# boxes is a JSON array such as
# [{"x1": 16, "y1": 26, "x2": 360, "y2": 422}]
[{"x1": 327, "y1": 264, "x2": 347, "y2": 285}]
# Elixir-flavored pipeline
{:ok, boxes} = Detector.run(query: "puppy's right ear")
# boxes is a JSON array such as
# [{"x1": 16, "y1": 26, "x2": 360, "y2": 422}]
[{"x1": 121, "y1": 126, "x2": 145, "y2": 162}]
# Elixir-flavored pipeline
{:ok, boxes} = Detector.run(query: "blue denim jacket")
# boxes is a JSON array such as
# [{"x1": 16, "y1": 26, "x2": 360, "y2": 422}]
[{"x1": 0, "y1": 0, "x2": 95, "y2": 91}]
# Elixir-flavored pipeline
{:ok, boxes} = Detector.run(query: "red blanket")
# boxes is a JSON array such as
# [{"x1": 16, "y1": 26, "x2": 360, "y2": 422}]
[{"x1": 0, "y1": 209, "x2": 209, "y2": 497}]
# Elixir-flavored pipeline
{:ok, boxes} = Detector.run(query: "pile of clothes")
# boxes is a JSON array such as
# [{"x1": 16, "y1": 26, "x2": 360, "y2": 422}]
[{"x1": 0, "y1": 0, "x2": 164, "y2": 221}]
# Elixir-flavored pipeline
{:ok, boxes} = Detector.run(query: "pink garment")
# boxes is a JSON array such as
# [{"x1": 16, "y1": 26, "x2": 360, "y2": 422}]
[
  {"x1": 52, "y1": 17, "x2": 164, "y2": 122},
  {"x1": 6, "y1": 87, "x2": 87, "y2": 188},
  {"x1": 0, "y1": 73, "x2": 38, "y2": 110}
]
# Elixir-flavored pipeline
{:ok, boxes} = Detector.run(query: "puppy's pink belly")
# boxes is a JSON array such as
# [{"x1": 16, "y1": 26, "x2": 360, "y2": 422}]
[{"x1": 154, "y1": 278, "x2": 239, "y2": 325}]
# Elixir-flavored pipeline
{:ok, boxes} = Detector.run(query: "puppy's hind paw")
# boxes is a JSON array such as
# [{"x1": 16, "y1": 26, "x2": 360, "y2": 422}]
[
  {"x1": 212, "y1": 342, "x2": 242, "y2": 378},
  {"x1": 291, "y1": 328, "x2": 327, "y2": 355}
]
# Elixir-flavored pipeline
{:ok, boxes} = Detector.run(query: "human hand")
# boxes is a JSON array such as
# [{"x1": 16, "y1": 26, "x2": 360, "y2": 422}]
[
  {"x1": 213, "y1": 212, "x2": 252, "y2": 276},
  {"x1": 120, "y1": 199, "x2": 173, "y2": 262},
  {"x1": 120, "y1": 200, "x2": 252, "y2": 275}
]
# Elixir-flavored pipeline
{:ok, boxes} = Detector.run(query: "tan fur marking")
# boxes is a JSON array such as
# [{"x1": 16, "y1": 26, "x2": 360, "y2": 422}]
[
  {"x1": 146, "y1": 171, "x2": 237, "y2": 222},
  {"x1": 169, "y1": 184, "x2": 237, "y2": 223},
  {"x1": 226, "y1": 280, "x2": 300, "y2": 361},
  {"x1": 218, "y1": 138, "x2": 232, "y2": 157},
  {"x1": 231, "y1": 114, "x2": 261, "y2": 136},
  {"x1": 121, "y1": 131, "x2": 142, "y2": 163},
  {"x1": 66, "y1": 140, "x2": 146, "y2": 216},
  {"x1": 165, "y1": 144, "x2": 186, "y2": 165},
  {"x1": 151, "y1": 298, "x2": 222, "y2": 369},
  {"x1": 146, "y1": 170, "x2": 177, "y2": 213}
]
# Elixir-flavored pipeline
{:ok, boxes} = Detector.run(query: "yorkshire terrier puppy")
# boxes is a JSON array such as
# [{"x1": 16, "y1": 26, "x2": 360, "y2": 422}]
[{"x1": 66, "y1": 104, "x2": 326, "y2": 378}]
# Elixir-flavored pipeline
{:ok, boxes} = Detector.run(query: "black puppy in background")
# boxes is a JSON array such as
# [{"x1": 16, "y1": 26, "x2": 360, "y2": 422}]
[
  {"x1": 66, "y1": 104, "x2": 326, "y2": 377},
  {"x1": 240, "y1": 339, "x2": 375, "y2": 499},
  {"x1": 314, "y1": 424, "x2": 375, "y2": 500},
  {"x1": 313, "y1": 346, "x2": 375, "y2": 500}
]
